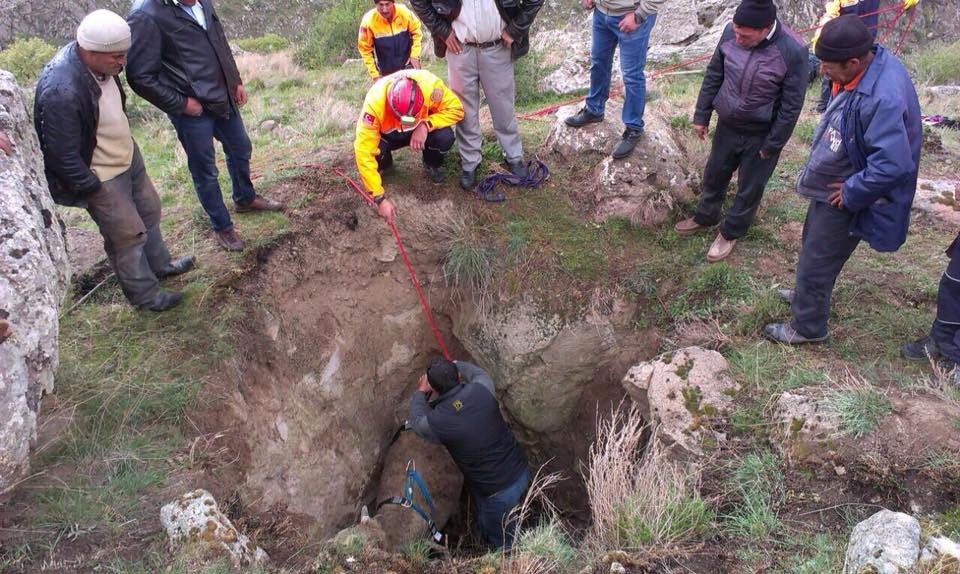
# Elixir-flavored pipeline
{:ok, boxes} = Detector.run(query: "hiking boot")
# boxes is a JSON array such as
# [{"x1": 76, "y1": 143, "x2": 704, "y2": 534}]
[
  {"x1": 612, "y1": 128, "x2": 643, "y2": 159},
  {"x1": 506, "y1": 159, "x2": 528, "y2": 179},
  {"x1": 706, "y1": 233, "x2": 737, "y2": 263},
  {"x1": 674, "y1": 217, "x2": 708, "y2": 236},
  {"x1": 425, "y1": 164, "x2": 446, "y2": 184},
  {"x1": 778, "y1": 288, "x2": 795, "y2": 304},
  {"x1": 564, "y1": 107, "x2": 604, "y2": 128},
  {"x1": 140, "y1": 290, "x2": 183, "y2": 312},
  {"x1": 762, "y1": 323, "x2": 830, "y2": 345},
  {"x1": 901, "y1": 335, "x2": 941, "y2": 361},
  {"x1": 236, "y1": 195, "x2": 284, "y2": 213},
  {"x1": 156, "y1": 255, "x2": 196, "y2": 279},
  {"x1": 459, "y1": 169, "x2": 477, "y2": 190},
  {"x1": 215, "y1": 228, "x2": 245, "y2": 252}
]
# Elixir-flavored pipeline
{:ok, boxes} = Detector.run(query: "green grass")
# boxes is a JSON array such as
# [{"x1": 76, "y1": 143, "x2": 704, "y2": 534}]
[
  {"x1": 236, "y1": 33, "x2": 290, "y2": 53},
  {"x1": 443, "y1": 221, "x2": 496, "y2": 292},
  {"x1": 668, "y1": 262, "x2": 752, "y2": 321},
  {"x1": 777, "y1": 532, "x2": 844, "y2": 574},
  {"x1": 792, "y1": 118, "x2": 817, "y2": 145},
  {"x1": 402, "y1": 539, "x2": 432, "y2": 570},
  {"x1": 516, "y1": 520, "x2": 579, "y2": 568},
  {"x1": 909, "y1": 40, "x2": 960, "y2": 84},
  {"x1": 822, "y1": 386, "x2": 892, "y2": 438},
  {"x1": 724, "y1": 451, "x2": 784, "y2": 542},
  {"x1": 298, "y1": 0, "x2": 369, "y2": 69},
  {"x1": 942, "y1": 506, "x2": 960, "y2": 538}
]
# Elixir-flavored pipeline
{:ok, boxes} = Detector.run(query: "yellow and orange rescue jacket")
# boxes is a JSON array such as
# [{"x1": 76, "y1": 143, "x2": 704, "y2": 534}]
[
  {"x1": 354, "y1": 69, "x2": 464, "y2": 198},
  {"x1": 357, "y1": 3, "x2": 423, "y2": 80}
]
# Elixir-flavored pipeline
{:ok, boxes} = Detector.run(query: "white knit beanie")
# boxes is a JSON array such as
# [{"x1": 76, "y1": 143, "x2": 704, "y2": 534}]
[{"x1": 76, "y1": 9, "x2": 132, "y2": 53}]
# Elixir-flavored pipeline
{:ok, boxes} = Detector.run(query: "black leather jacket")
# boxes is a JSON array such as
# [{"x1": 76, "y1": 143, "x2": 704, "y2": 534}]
[
  {"x1": 34, "y1": 43, "x2": 124, "y2": 206},
  {"x1": 126, "y1": 0, "x2": 242, "y2": 119},
  {"x1": 409, "y1": 0, "x2": 543, "y2": 61}
]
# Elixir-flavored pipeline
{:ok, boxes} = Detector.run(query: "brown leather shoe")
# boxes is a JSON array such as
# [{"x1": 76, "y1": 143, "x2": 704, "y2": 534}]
[
  {"x1": 706, "y1": 233, "x2": 736, "y2": 262},
  {"x1": 674, "y1": 217, "x2": 708, "y2": 236},
  {"x1": 215, "y1": 228, "x2": 245, "y2": 252},
  {"x1": 236, "y1": 195, "x2": 285, "y2": 213}
]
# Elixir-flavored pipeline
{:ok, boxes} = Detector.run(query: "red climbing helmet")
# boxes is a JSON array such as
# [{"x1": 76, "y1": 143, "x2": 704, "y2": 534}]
[{"x1": 387, "y1": 76, "x2": 424, "y2": 129}]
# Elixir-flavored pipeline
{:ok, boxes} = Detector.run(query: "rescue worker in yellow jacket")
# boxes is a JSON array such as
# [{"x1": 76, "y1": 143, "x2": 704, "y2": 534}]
[
  {"x1": 358, "y1": 0, "x2": 424, "y2": 80},
  {"x1": 355, "y1": 69, "x2": 464, "y2": 222}
]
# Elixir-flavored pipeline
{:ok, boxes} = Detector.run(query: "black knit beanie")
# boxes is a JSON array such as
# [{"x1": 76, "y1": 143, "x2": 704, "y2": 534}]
[
  {"x1": 733, "y1": 0, "x2": 777, "y2": 28},
  {"x1": 815, "y1": 14, "x2": 874, "y2": 62}
]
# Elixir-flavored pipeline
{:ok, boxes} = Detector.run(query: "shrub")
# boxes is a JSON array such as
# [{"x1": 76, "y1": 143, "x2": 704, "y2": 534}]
[
  {"x1": 910, "y1": 40, "x2": 960, "y2": 84},
  {"x1": 0, "y1": 37, "x2": 57, "y2": 85},
  {"x1": 584, "y1": 403, "x2": 714, "y2": 551},
  {"x1": 299, "y1": 0, "x2": 368, "y2": 70},
  {"x1": 235, "y1": 33, "x2": 290, "y2": 54}
]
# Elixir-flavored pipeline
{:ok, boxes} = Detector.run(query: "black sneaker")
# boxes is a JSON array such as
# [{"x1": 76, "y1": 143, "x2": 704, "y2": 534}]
[
  {"x1": 459, "y1": 169, "x2": 477, "y2": 190},
  {"x1": 142, "y1": 290, "x2": 183, "y2": 312},
  {"x1": 564, "y1": 107, "x2": 604, "y2": 128},
  {"x1": 612, "y1": 128, "x2": 642, "y2": 159},
  {"x1": 900, "y1": 335, "x2": 941, "y2": 361},
  {"x1": 156, "y1": 255, "x2": 196, "y2": 279},
  {"x1": 425, "y1": 164, "x2": 446, "y2": 184}
]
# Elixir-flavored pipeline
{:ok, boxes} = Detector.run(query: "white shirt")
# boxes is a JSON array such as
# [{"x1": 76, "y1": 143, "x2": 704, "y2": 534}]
[
  {"x1": 451, "y1": 0, "x2": 506, "y2": 45},
  {"x1": 176, "y1": 0, "x2": 207, "y2": 30}
]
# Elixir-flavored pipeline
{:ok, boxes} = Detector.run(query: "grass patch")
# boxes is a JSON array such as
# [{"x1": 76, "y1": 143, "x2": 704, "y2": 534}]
[
  {"x1": 778, "y1": 532, "x2": 844, "y2": 573},
  {"x1": 515, "y1": 520, "x2": 579, "y2": 568},
  {"x1": 442, "y1": 219, "x2": 495, "y2": 292},
  {"x1": 822, "y1": 384, "x2": 892, "y2": 438},
  {"x1": 668, "y1": 262, "x2": 751, "y2": 320},
  {"x1": 909, "y1": 40, "x2": 960, "y2": 84},
  {"x1": 401, "y1": 539, "x2": 432, "y2": 570},
  {"x1": 236, "y1": 33, "x2": 290, "y2": 53},
  {"x1": 298, "y1": 0, "x2": 369, "y2": 69},
  {"x1": 723, "y1": 451, "x2": 784, "y2": 541},
  {"x1": 792, "y1": 117, "x2": 817, "y2": 145}
]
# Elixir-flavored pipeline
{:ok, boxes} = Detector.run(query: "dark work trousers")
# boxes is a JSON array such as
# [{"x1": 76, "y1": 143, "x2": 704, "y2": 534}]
[
  {"x1": 377, "y1": 126, "x2": 455, "y2": 170},
  {"x1": 789, "y1": 199, "x2": 861, "y2": 338},
  {"x1": 169, "y1": 107, "x2": 256, "y2": 232},
  {"x1": 86, "y1": 147, "x2": 172, "y2": 308},
  {"x1": 693, "y1": 121, "x2": 782, "y2": 240},
  {"x1": 931, "y1": 235, "x2": 960, "y2": 363}
]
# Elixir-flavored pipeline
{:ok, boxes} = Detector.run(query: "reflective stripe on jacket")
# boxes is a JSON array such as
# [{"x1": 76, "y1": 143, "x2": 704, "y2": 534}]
[
  {"x1": 354, "y1": 69, "x2": 464, "y2": 197},
  {"x1": 357, "y1": 3, "x2": 423, "y2": 79}
]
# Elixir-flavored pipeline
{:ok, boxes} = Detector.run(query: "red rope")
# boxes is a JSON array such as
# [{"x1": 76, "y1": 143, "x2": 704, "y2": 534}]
[
  {"x1": 329, "y1": 167, "x2": 453, "y2": 361},
  {"x1": 894, "y1": 4, "x2": 917, "y2": 55}
]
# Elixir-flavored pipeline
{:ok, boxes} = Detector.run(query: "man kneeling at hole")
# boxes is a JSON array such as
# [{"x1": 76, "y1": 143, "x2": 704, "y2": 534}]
[{"x1": 408, "y1": 357, "x2": 530, "y2": 548}]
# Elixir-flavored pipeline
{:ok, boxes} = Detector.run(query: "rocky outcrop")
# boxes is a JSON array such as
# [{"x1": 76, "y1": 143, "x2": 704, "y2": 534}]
[
  {"x1": 621, "y1": 347, "x2": 738, "y2": 459},
  {"x1": 160, "y1": 489, "x2": 269, "y2": 568},
  {"x1": 913, "y1": 178, "x2": 960, "y2": 226},
  {"x1": 843, "y1": 510, "x2": 920, "y2": 574},
  {"x1": 373, "y1": 431, "x2": 461, "y2": 550},
  {"x1": 0, "y1": 70, "x2": 69, "y2": 497},
  {"x1": 545, "y1": 102, "x2": 697, "y2": 227}
]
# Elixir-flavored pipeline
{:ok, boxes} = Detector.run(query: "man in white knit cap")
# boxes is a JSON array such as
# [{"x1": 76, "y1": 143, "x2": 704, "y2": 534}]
[{"x1": 35, "y1": 9, "x2": 194, "y2": 312}]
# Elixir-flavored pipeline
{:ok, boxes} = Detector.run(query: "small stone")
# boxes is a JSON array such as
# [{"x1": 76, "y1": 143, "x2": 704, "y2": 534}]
[
  {"x1": 610, "y1": 562, "x2": 627, "y2": 574},
  {"x1": 259, "y1": 119, "x2": 278, "y2": 132}
]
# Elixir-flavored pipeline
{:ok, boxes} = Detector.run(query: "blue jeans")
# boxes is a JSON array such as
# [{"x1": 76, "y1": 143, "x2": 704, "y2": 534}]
[
  {"x1": 169, "y1": 109, "x2": 256, "y2": 231},
  {"x1": 473, "y1": 468, "x2": 530, "y2": 549},
  {"x1": 585, "y1": 10, "x2": 657, "y2": 132}
]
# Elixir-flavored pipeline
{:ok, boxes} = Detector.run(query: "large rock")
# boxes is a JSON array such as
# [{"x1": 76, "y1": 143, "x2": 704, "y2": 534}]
[
  {"x1": 160, "y1": 489, "x2": 269, "y2": 568},
  {"x1": 0, "y1": 70, "x2": 69, "y2": 496},
  {"x1": 622, "y1": 347, "x2": 738, "y2": 458},
  {"x1": 545, "y1": 102, "x2": 696, "y2": 227},
  {"x1": 843, "y1": 509, "x2": 920, "y2": 574},
  {"x1": 373, "y1": 431, "x2": 462, "y2": 550},
  {"x1": 773, "y1": 389, "x2": 842, "y2": 465}
]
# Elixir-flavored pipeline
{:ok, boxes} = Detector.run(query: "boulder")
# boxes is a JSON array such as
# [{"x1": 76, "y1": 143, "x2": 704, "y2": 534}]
[
  {"x1": 621, "y1": 347, "x2": 738, "y2": 458},
  {"x1": 773, "y1": 389, "x2": 842, "y2": 465},
  {"x1": 160, "y1": 489, "x2": 269, "y2": 568},
  {"x1": 843, "y1": 509, "x2": 920, "y2": 574},
  {"x1": 545, "y1": 102, "x2": 696, "y2": 228},
  {"x1": 913, "y1": 178, "x2": 960, "y2": 226},
  {"x1": 0, "y1": 70, "x2": 70, "y2": 497},
  {"x1": 373, "y1": 431, "x2": 462, "y2": 550}
]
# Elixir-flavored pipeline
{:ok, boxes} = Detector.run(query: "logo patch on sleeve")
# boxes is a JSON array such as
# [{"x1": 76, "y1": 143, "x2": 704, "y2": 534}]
[
  {"x1": 362, "y1": 112, "x2": 376, "y2": 126},
  {"x1": 452, "y1": 399, "x2": 464, "y2": 411},
  {"x1": 430, "y1": 88, "x2": 443, "y2": 103}
]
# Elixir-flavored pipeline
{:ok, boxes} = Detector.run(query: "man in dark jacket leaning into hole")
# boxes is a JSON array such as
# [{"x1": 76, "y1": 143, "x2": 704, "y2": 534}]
[{"x1": 408, "y1": 357, "x2": 530, "y2": 548}]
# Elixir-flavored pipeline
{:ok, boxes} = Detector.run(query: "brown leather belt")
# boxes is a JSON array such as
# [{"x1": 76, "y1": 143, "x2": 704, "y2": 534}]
[{"x1": 464, "y1": 38, "x2": 503, "y2": 49}]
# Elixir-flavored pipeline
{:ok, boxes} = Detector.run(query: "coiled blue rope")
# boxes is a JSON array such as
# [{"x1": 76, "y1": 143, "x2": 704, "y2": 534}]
[{"x1": 475, "y1": 159, "x2": 550, "y2": 203}]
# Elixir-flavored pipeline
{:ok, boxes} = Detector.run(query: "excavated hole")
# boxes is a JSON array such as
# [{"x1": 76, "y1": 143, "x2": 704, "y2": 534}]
[{"x1": 197, "y1": 179, "x2": 647, "y2": 556}]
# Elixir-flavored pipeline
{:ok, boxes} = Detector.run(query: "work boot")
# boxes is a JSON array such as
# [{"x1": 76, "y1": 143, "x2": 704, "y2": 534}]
[
  {"x1": 459, "y1": 169, "x2": 477, "y2": 190},
  {"x1": 140, "y1": 290, "x2": 183, "y2": 312},
  {"x1": 378, "y1": 152, "x2": 394, "y2": 174},
  {"x1": 762, "y1": 323, "x2": 830, "y2": 345},
  {"x1": 506, "y1": 159, "x2": 528, "y2": 179},
  {"x1": 612, "y1": 128, "x2": 642, "y2": 159},
  {"x1": 156, "y1": 255, "x2": 196, "y2": 279},
  {"x1": 674, "y1": 217, "x2": 709, "y2": 236},
  {"x1": 425, "y1": 164, "x2": 446, "y2": 184},
  {"x1": 236, "y1": 195, "x2": 285, "y2": 213},
  {"x1": 706, "y1": 233, "x2": 737, "y2": 263},
  {"x1": 778, "y1": 288, "x2": 795, "y2": 304},
  {"x1": 215, "y1": 228, "x2": 245, "y2": 252},
  {"x1": 901, "y1": 335, "x2": 941, "y2": 361},
  {"x1": 564, "y1": 107, "x2": 604, "y2": 128}
]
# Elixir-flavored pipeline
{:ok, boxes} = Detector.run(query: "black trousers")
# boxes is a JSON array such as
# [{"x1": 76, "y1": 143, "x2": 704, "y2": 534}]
[
  {"x1": 694, "y1": 121, "x2": 782, "y2": 240},
  {"x1": 931, "y1": 235, "x2": 960, "y2": 363},
  {"x1": 790, "y1": 199, "x2": 861, "y2": 338},
  {"x1": 377, "y1": 126, "x2": 455, "y2": 169}
]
